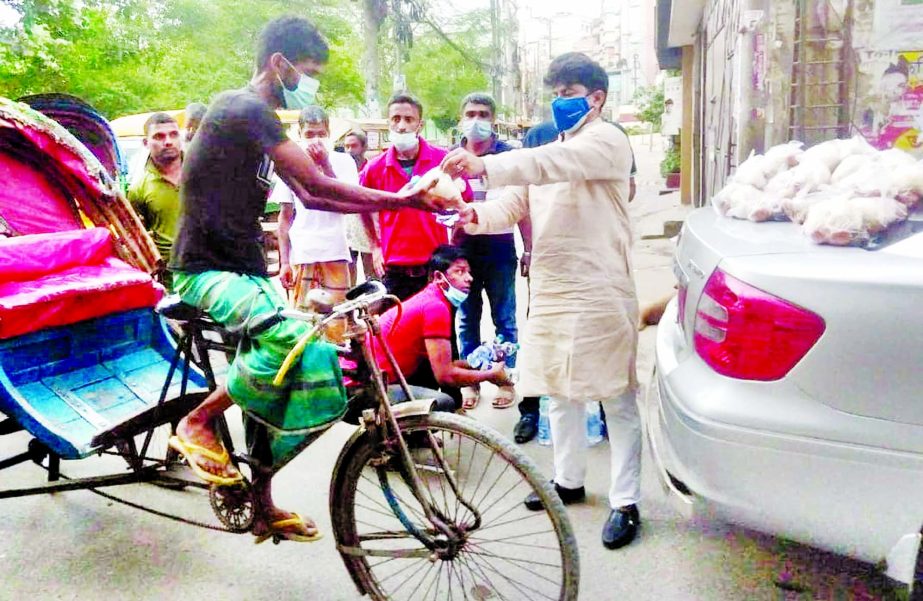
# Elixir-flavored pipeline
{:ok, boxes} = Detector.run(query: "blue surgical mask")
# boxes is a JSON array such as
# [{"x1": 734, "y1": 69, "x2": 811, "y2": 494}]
[
  {"x1": 461, "y1": 119, "x2": 493, "y2": 143},
  {"x1": 278, "y1": 57, "x2": 320, "y2": 110},
  {"x1": 390, "y1": 131, "x2": 419, "y2": 153},
  {"x1": 551, "y1": 95, "x2": 591, "y2": 134},
  {"x1": 440, "y1": 280, "x2": 469, "y2": 308}
]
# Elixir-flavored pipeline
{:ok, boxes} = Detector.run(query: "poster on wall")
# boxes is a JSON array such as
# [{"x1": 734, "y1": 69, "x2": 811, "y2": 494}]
[
  {"x1": 860, "y1": 51, "x2": 923, "y2": 155},
  {"x1": 662, "y1": 76, "x2": 683, "y2": 136},
  {"x1": 872, "y1": 0, "x2": 923, "y2": 50}
]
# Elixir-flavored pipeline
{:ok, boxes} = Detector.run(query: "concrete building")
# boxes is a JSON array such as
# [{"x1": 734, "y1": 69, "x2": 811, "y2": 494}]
[
  {"x1": 659, "y1": 0, "x2": 923, "y2": 206},
  {"x1": 518, "y1": 1, "x2": 659, "y2": 124}
]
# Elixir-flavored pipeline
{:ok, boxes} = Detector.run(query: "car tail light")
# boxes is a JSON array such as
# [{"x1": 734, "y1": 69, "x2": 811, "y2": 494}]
[{"x1": 693, "y1": 269, "x2": 825, "y2": 380}]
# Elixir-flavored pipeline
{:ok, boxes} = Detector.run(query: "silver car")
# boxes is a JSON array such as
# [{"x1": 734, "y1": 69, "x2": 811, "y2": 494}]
[{"x1": 647, "y1": 205, "x2": 923, "y2": 589}]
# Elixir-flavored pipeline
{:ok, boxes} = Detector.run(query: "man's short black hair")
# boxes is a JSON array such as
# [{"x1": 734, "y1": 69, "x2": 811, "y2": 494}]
[
  {"x1": 428, "y1": 245, "x2": 467, "y2": 279},
  {"x1": 256, "y1": 16, "x2": 329, "y2": 70},
  {"x1": 143, "y1": 112, "x2": 178, "y2": 136},
  {"x1": 298, "y1": 105, "x2": 329, "y2": 129},
  {"x1": 544, "y1": 52, "x2": 609, "y2": 96},
  {"x1": 345, "y1": 130, "x2": 368, "y2": 148},
  {"x1": 387, "y1": 92, "x2": 424, "y2": 119},
  {"x1": 184, "y1": 102, "x2": 207, "y2": 123},
  {"x1": 459, "y1": 92, "x2": 496, "y2": 118}
]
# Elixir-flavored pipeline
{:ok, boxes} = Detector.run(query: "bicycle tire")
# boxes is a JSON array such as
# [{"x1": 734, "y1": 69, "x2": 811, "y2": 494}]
[{"x1": 330, "y1": 412, "x2": 579, "y2": 601}]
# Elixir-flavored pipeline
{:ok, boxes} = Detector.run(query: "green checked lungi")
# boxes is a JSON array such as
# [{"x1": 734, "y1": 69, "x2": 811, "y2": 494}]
[{"x1": 173, "y1": 271, "x2": 347, "y2": 468}]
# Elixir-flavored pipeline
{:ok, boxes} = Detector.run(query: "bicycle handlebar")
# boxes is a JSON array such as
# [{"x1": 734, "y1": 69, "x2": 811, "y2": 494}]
[{"x1": 272, "y1": 280, "x2": 392, "y2": 386}]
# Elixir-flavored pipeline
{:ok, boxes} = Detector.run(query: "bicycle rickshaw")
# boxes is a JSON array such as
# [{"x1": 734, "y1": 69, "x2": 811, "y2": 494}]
[{"x1": 0, "y1": 96, "x2": 579, "y2": 600}]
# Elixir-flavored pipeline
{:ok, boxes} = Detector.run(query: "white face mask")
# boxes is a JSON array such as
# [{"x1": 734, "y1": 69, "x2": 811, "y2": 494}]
[
  {"x1": 390, "y1": 131, "x2": 419, "y2": 153},
  {"x1": 461, "y1": 119, "x2": 493, "y2": 142}
]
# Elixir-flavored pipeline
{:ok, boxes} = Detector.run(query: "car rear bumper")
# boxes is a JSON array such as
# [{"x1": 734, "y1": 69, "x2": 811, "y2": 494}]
[{"x1": 647, "y1": 299, "x2": 923, "y2": 575}]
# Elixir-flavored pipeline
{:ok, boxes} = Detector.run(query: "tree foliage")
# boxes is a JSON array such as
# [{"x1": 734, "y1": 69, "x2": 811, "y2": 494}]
[
  {"x1": 0, "y1": 0, "x2": 365, "y2": 118},
  {"x1": 634, "y1": 84, "x2": 665, "y2": 130},
  {"x1": 0, "y1": 0, "x2": 498, "y2": 128},
  {"x1": 401, "y1": 10, "x2": 492, "y2": 131}
]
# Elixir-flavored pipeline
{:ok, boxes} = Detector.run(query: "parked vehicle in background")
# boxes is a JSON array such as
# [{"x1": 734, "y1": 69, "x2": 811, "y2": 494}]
[
  {"x1": 111, "y1": 109, "x2": 370, "y2": 184},
  {"x1": 647, "y1": 204, "x2": 923, "y2": 591}
]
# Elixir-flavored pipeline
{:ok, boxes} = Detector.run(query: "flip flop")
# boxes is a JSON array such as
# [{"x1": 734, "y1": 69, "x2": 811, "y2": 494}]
[
  {"x1": 492, "y1": 387, "x2": 516, "y2": 409},
  {"x1": 461, "y1": 387, "x2": 480, "y2": 410},
  {"x1": 254, "y1": 513, "x2": 323, "y2": 544},
  {"x1": 168, "y1": 435, "x2": 243, "y2": 487}
]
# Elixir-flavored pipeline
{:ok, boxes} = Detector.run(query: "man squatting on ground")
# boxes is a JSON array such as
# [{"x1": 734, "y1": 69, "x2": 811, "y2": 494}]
[
  {"x1": 167, "y1": 16, "x2": 446, "y2": 544},
  {"x1": 372, "y1": 245, "x2": 513, "y2": 410},
  {"x1": 443, "y1": 52, "x2": 643, "y2": 550}
]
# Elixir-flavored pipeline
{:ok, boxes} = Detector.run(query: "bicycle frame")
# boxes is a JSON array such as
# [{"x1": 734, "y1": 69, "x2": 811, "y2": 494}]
[{"x1": 279, "y1": 283, "x2": 482, "y2": 549}]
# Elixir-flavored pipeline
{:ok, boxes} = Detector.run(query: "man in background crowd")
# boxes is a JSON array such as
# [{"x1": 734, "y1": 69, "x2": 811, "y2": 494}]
[
  {"x1": 452, "y1": 92, "x2": 524, "y2": 411},
  {"x1": 128, "y1": 112, "x2": 183, "y2": 288},
  {"x1": 271, "y1": 105, "x2": 357, "y2": 342},
  {"x1": 360, "y1": 93, "x2": 471, "y2": 300},
  {"x1": 342, "y1": 129, "x2": 377, "y2": 283},
  {"x1": 183, "y1": 102, "x2": 207, "y2": 145}
]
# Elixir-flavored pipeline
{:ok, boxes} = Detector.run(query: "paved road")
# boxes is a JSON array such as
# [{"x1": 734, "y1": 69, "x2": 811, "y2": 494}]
[{"x1": 0, "y1": 135, "x2": 898, "y2": 600}]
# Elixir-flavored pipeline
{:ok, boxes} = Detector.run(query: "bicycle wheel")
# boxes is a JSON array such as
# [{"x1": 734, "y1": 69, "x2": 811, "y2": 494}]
[{"x1": 331, "y1": 412, "x2": 579, "y2": 601}]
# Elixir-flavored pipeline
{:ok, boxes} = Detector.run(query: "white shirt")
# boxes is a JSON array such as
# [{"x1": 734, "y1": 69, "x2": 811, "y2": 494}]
[{"x1": 269, "y1": 150, "x2": 358, "y2": 264}]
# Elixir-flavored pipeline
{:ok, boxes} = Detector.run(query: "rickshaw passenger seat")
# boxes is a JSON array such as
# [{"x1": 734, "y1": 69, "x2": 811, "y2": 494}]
[{"x1": 155, "y1": 295, "x2": 206, "y2": 323}]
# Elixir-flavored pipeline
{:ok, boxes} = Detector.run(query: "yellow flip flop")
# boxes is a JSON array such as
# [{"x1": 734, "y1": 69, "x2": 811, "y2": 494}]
[
  {"x1": 168, "y1": 435, "x2": 243, "y2": 487},
  {"x1": 254, "y1": 513, "x2": 323, "y2": 544}
]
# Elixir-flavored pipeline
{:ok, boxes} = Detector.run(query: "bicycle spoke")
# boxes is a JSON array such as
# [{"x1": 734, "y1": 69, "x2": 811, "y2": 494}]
[
  {"x1": 465, "y1": 546, "x2": 563, "y2": 584},
  {"x1": 457, "y1": 553, "x2": 514, "y2": 601},
  {"x1": 466, "y1": 552, "x2": 559, "y2": 601},
  {"x1": 469, "y1": 504, "x2": 549, "y2": 533},
  {"x1": 402, "y1": 560, "x2": 437, "y2": 601},
  {"x1": 468, "y1": 528, "x2": 557, "y2": 545},
  {"x1": 337, "y1": 414, "x2": 576, "y2": 601}
]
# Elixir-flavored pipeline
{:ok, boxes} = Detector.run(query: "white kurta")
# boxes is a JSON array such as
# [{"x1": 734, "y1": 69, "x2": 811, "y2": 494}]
[{"x1": 465, "y1": 118, "x2": 638, "y2": 402}]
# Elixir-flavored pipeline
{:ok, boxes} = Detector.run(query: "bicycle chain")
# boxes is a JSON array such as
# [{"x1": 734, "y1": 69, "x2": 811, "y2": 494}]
[{"x1": 40, "y1": 466, "x2": 241, "y2": 534}]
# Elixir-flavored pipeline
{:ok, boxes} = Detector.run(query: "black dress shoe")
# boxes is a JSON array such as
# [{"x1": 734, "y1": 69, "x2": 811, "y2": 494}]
[
  {"x1": 513, "y1": 413, "x2": 538, "y2": 444},
  {"x1": 601, "y1": 504, "x2": 640, "y2": 549},
  {"x1": 524, "y1": 481, "x2": 586, "y2": 511}
]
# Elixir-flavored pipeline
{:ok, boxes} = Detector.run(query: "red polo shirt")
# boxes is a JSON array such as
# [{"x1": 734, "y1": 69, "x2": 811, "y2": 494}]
[
  {"x1": 372, "y1": 282, "x2": 452, "y2": 381},
  {"x1": 360, "y1": 138, "x2": 471, "y2": 266}
]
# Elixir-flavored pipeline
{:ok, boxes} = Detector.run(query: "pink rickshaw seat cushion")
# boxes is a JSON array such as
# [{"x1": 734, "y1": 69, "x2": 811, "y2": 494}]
[{"x1": 0, "y1": 228, "x2": 163, "y2": 339}]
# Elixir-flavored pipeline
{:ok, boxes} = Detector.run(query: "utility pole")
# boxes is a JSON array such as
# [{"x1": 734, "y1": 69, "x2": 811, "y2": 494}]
[
  {"x1": 360, "y1": 0, "x2": 385, "y2": 117},
  {"x1": 490, "y1": 0, "x2": 502, "y2": 102}
]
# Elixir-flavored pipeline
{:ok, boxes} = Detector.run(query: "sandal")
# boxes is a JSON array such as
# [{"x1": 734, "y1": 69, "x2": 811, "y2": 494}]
[
  {"x1": 492, "y1": 386, "x2": 517, "y2": 409},
  {"x1": 254, "y1": 513, "x2": 323, "y2": 544},
  {"x1": 461, "y1": 386, "x2": 481, "y2": 410},
  {"x1": 168, "y1": 435, "x2": 243, "y2": 486}
]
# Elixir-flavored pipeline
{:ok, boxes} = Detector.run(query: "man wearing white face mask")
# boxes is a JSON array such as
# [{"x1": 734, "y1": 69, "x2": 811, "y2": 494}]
[
  {"x1": 451, "y1": 92, "x2": 524, "y2": 412},
  {"x1": 361, "y1": 93, "x2": 472, "y2": 301},
  {"x1": 271, "y1": 105, "x2": 357, "y2": 342},
  {"x1": 443, "y1": 52, "x2": 641, "y2": 551}
]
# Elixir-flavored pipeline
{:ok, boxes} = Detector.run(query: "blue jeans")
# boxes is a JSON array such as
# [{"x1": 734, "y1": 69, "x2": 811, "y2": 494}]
[{"x1": 457, "y1": 234, "x2": 518, "y2": 365}]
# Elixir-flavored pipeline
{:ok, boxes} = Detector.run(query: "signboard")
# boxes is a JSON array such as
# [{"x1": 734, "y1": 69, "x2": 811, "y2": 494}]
[
  {"x1": 859, "y1": 50, "x2": 923, "y2": 155},
  {"x1": 872, "y1": 0, "x2": 923, "y2": 50},
  {"x1": 662, "y1": 76, "x2": 683, "y2": 136}
]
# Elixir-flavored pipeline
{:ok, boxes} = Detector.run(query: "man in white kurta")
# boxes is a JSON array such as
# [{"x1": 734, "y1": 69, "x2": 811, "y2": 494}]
[{"x1": 443, "y1": 52, "x2": 641, "y2": 550}]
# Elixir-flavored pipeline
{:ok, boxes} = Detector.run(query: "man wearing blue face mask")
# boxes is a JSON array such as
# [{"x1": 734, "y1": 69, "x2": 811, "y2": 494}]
[
  {"x1": 168, "y1": 16, "x2": 446, "y2": 546},
  {"x1": 443, "y1": 52, "x2": 641, "y2": 551},
  {"x1": 451, "y1": 92, "x2": 526, "y2": 412}
]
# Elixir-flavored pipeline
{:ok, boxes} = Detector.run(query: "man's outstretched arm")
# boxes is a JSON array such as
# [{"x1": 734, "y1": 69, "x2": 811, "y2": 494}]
[{"x1": 271, "y1": 140, "x2": 450, "y2": 214}]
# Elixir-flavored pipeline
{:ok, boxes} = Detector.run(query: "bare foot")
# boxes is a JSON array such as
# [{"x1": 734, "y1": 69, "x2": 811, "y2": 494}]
[{"x1": 175, "y1": 417, "x2": 241, "y2": 481}]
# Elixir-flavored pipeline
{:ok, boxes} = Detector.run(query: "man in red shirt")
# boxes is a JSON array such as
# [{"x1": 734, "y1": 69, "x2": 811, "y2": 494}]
[
  {"x1": 361, "y1": 93, "x2": 472, "y2": 300},
  {"x1": 373, "y1": 245, "x2": 512, "y2": 409}
]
